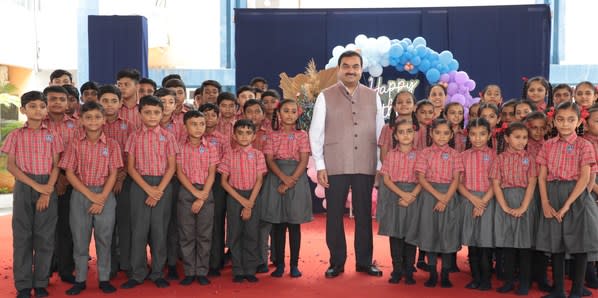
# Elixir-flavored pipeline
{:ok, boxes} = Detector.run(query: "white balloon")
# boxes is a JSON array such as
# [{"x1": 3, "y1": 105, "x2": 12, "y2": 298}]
[
  {"x1": 355, "y1": 34, "x2": 368, "y2": 47},
  {"x1": 346, "y1": 43, "x2": 357, "y2": 51},
  {"x1": 377, "y1": 36, "x2": 391, "y2": 53},
  {"x1": 332, "y1": 45, "x2": 345, "y2": 57},
  {"x1": 369, "y1": 64, "x2": 383, "y2": 77}
]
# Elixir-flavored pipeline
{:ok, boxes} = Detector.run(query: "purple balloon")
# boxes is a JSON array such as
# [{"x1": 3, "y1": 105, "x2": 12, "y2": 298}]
[
  {"x1": 468, "y1": 79, "x2": 476, "y2": 91},
  {"x1": 440, "y1": 73, "x2": 450, "y2": 83},
  {"x1": 455, "y1": 71, "x2": 469, "y2": 84},
  {"x1": 447, "y1": 82, "x2": 458, "y2": 95},
  {"x1": 452, "y1": 94, "x2": 466, "y2": 106},
  {"x1": 459, "y1": 85, "x2": 469, "y2": 93},
  {"x1": 448, "y1": 70, "x2": 457, "y2": 81}
]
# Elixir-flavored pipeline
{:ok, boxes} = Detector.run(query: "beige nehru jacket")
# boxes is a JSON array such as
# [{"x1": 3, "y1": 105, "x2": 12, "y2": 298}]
[{"x1": 309, "y1": 82, "x2": 384, "y2": 176}]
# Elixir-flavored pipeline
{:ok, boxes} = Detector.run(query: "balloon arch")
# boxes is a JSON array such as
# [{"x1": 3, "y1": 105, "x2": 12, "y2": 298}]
[{"x1": 310, "y1": 34, "x2": 480, "y2": 213}]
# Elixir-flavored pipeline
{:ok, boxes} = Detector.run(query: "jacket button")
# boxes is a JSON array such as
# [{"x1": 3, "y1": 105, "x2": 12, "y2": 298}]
[
  {"x1": 352, "y1": 101, "x2": 356, "y2": 104},
  {"x1": 353, "y1": 111, "x2": 356, "y2": 115},
  {"x1": 354, "y1": 122, "x2": 358, "y2": 125},
  {"x1": 354, "y1": 134, "x2": 358, "y2": 137},
  {"x1": 354, "y1": 146, "x2": 358, "y2": 150}
]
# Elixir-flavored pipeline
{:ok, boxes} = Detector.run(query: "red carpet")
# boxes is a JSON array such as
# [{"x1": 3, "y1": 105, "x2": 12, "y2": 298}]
[{"x1": 0, "y1": 214, "x2": 594, "y2": 297}]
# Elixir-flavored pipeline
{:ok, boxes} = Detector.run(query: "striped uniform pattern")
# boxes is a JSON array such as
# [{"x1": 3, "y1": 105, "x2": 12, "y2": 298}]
[
  {"x1": 125, "y1": 126, "x2": 179, "y2": 176},
  {"x1": 263, "y1": 129, "x2": 310, "y2": 161},
  {"x1": 489, "y1": 148, "x2": 537, "y2": 188},
  {"x1": 536, "y1": 134, "x2": 596, "y2": 181},
  {"x1": 177, "y1": 138, "x2": 220, "y2": 185},
  {"x1": 460, "y1": 146, "x2": 496, "y2": 192},
  {"x1": 218, "y1": 146, "x2": 267, "y2": 190},
  {"x1": 379, "y1": 147, "x2": 418, "y2": 183},
  {"x1": 43, "y1": 115, "x2": 79, "y2": 148},
  {"x1": 415, "y1": 144, "x2": 464, "y2": 183},
  {"x1": 119, "y1": 104, "x2": 141, "y2": 130}
]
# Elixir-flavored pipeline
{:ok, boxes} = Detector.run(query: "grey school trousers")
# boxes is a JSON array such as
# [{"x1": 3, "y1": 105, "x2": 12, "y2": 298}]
[
  {"x1": 129, "y1": 176, "x2": 172, "y2": 282},
  {"x1": 226, "y1": 189, "x2": 260, "y2": 276},
  {"x1": 177, "y1": 184, "x2": 214, "y2": 276},
  {"x1": 12, "y1": 175, "x2": 58, "y2": 291},
  {"x1": 70, "y1": 187, "x2": 116, "y2": 282}
]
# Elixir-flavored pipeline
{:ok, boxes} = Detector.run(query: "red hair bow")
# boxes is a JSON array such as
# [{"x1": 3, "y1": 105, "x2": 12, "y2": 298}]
[
  {"x1": 521, "y1": 76, "x2": 528, "y2": 82},
  {"x1": 546, "y1": 107, "x2": 555, "y2": 121},
  {"x1": 493, "y1": 122, "x2": 508, "y2": 136},
  {"x1": 581, "y1": 107, "x2": 590, "y2": 125}
]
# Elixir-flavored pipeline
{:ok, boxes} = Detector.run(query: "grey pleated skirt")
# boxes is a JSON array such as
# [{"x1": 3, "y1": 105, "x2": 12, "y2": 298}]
[
  {"x1": 461, "y1": 191, "x2": 494, "y2": 248},
  {"x1": 535, "y1": 181, "x2": 598, "y2": 254},
  {"x1": 493, "y1": 187, "x2": 536, "y2": 249},
  {"x1": 376, "y1": 182, "x2": 419, "y2": 240},
  {"x1": 259, "y1": 159, "x2": 313, "y2": 224},
  {"x1": 415, "y1": 183, "x2": 461, "y2": 254}
]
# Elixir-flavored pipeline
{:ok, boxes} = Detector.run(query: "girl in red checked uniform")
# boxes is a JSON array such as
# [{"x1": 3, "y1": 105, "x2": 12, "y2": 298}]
[
  {"x1": 490, "y1": 122, "x2": 538, "y2": 295},
  {"x1": 377, "y1": 119, "x2": 421, "y2": 285},
  {"x1": 535, "y1": 102, "x2": 598, "y2": 298},
  {"x1": 414, "y1": 118, "x2": 463, "y2": 288},
  {"x1": 458, "y1": 118, "x2": 496, "y2": 291},
  {"x1": 378, "y1": 91, "x2": 416, "y2": 162}
]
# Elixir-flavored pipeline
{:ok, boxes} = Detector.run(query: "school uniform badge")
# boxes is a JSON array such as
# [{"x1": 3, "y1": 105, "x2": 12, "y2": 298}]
[
  {"x1": 408, "y1": 152, "x2": 416, "y2": 160},
  {"x1": 566, "y1": 144, "x2": 574, "y2": 153},
  {"x1": 441, "y1": 153, "x2": 449, "y2": 160},
  {"x1": 522, "y1": 157, "x2": 529, "y2": 165},
  {"x1": 483, "y1": 154, "x2": 490, "y2": 162},
  {"x1": 67, "y1": 122, "x2": 74, "y2": 128},
  {"x1": 247, "y1": 152, "x2": 255, "y2": 160},
  {"x1": 199, "y1": 147, "x2": 206, "y2": 154},
  {"x1": 101, "y1": 148, "x2": 109, "y2": 157},
  {"x1": 210, "y1": 139, "x2": 218, "y2": 145},
  {"x1": 45, "y1": 134, "x2": 54, "y2": 142},
  {"x1": 120, "y1": 123, "x2": 128, "y2": 130},
  {"x1": 288, "y1": 134, "x2": 295, "y2": 140},
  {"x1": 159, "y1": 135, "x2": 166, "y2": 142}
]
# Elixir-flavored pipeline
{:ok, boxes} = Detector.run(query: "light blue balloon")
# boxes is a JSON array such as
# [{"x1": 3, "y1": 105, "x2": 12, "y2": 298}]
[
  {"x1": 391, "y1": 39, "x2": 400, "y2": 45},
  {"x1": 439, "y1": 50, "x2": 454, "y2": 65},
  {"x1": 428, "y1": 52, "x2": 439, "y2": 62},
  {"x1": 404, "y1": 52, "x2": 412, "y2": 60},
  {"x1": 411, "y1": 56, "x2": 422, "y2": 66},
  {"x1": 448, "y1": 59, "x2": 459, "y2": 71},
  {"x1": 399, "y1": 56, "x2": 408, "y2": 64},
  {"x1": 419, "y1": 59, "x2": 431, "y2": 72},
  {"x1": 395, "y1": 64, "x2": 405, "y2": 72},
  {"x1": 426, "y1": 68, "x2": 441, "y2": 83},
  {"x1": 416, "y1": 45, "x2": 428, "y2": 57},
  {"x1": 399, "y1": 40, "x2": 409, "y2": 49},
  {"x1": 388, "y1": 44, "x2": 404, "y2": 59},
  {"x1": 402, "y1": 38, "x2": 412, "y2": 45},
  {"x1": 413, "y1": 36, "x2": 427, "y2": 47},
  {"x1": 408, "y1": 68, "x2": 419, "y2": 75}
]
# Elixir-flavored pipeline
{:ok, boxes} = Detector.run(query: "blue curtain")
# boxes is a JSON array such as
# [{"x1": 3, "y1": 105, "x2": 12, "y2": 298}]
[
  {"x1": 88, "y1": 15, "x2": 149, "y2": 85},
  {"x1": 235, "y1": 5, "x2": 550, "y2": 101}
]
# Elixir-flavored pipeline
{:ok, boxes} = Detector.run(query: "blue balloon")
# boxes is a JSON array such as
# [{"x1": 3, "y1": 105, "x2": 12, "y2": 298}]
[
  {"x1": 391, "y1": 39, "x2": 400, "y2": 45},
  {"x1": 448, "y1": 59, "x2": 459, "y2": 71},
  {"x1": 395, "y1": 64, "x2": 405, "y2": 72},
  {"x1": 408, "y1": 68, "x2": 419, "y2": 75},
  {"x1": 428, "y1": 52, "x2": 439, "y2": 62},
  {"x1": 404, "y1": 52, "x2": 412, "y2": 60},
  {"x1": 439, "y1": 50, "x2": 453, "y2": 65},
  {"x1": 411, "y1": 56, "x2": 422, "y2": 66},
  {"x1": 416, "y1": 45, "x2": 428, "y2": 57},
  {"x1": 399, "y1": 40, "x2": 409, "y2": 49},
  {"x1": 413, "y1": 36, "x2": 427, "y2": 47},
  {"x1": 426, "y1": 68, "x2": 441, "y2": 83},
  {"x1": 388, "y1": 44, "x2": 404, "y2": 59},
  {"x1": 419, "y1": 59, "x2": 431, "y2": 72},
  {"x1": 402, "y1": 38, "x2": 412, "y2": 45},
  {"x1": 399, "y1": 56, "x2": 408, "y2": 64}
]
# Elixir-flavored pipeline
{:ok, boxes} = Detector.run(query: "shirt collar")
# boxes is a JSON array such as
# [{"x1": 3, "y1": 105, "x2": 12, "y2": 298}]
[
  {"x1": 79, "y1": 131, "x2": 107, "y2": 143},
  {"x1": 106, "y1": 115, "x2": 126, "y2": 124},
  {"x1": 337, "y1": 81, "x2": 360, "y2": 97},
  {"x1": 233, "y1": 144, "x2": 254, "y2": 153},
  {"x1": 535, "y1": 102, "x2": 547, "y2": 112},
  {"x1": 185, "y1": 136, "x2": 209, "y2": 147},
  {"x1": 142, "y1": 125, "x2": 162, "y2": 134},
  {"x1": 585, "y1": 134, "x2": 598, "y2": 143},
  {"x1": 431, "y1": 144, "x2": 451, "y2": 153},
  {"x1": 24, "y1": 121, "x2": 48, "y2": 130},
  {"x1": 559, "y1": 133, "x2": 578, "y2": 145},
  {"x1": 506, "y1": 147, "x2": 526, "y2": 156}
]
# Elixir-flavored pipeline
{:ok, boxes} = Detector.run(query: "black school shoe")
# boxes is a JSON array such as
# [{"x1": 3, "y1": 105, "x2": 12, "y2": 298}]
[
  {"x1": 166, "y1": 266, "x2": 179, "y2": 280},
  {"x1": 120, "y1": 279, "x2": 142, "y2": 289},
  {"x1": 232, "y1": 275, "x2": 244, "y2": 283},
  {"x1": 154, "y1": 278, "x2": 170, "y2": 288},
  {"x1": 245, "y1": 275, "x2": 259, "y2": 283},
  {"x1": 208, "y1": 268, "x2": 221, "y2": 277},
  {"x1": 66, "y1": 282, "x2": 86, "y2": 295},
  {"x1": 197, "y1": 276, "x2": 211, "y2": 285},
  {"x1": 179, "y1": 276, "x2": 195, "y2": 286},
  {"x1": 17, "y1": 288, "x2": 31, "y2": 298},
  {"x1": 99, "y1": 281, "x2": 116, "y2": 294}
]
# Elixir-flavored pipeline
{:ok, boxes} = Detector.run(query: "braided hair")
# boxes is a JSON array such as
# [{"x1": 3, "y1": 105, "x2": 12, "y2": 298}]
[
  {"x1": 574, "y1": 81, "x2": 596, "y2": 136},
  {"x1": 443, "y1": 102, "x2": 465, "y2": 149},
  {"x1": 478, "y1": 103, "x2": 501, "y2": 152},
  {"x1": 272, "y1": 99, "x2": 301, "y2": 131},
  {"x1": 415, "y1": 99, "x2": 434, "y2": 146}
]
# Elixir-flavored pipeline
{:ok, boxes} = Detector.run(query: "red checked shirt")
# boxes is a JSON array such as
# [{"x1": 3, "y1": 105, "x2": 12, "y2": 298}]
[
  {"x1": 377, "y1": 124, "x2": 392, "y2": 149},
  {"x1": 204, "y1": 129, "x2": 231, "y2": 161},
  {"x1": 526, "y1": 138, "x2": 544, "y2": 158},
  {"x1": 252, "y1": 126, "x2": 269, "y2": 152},
  {"x1": 415, "y1": 144, "x2": 464, "y2": 183},
  {"x1": 43, "y1": 114, "x2": 79, "y2": 148},
  {"x1": 125, "y1": 125, "x2": 179, "y2": 176},
  {"x1": 161, "y1": 115, "x2": 185, "y2": 142},
  {"x1": 216, "y1": 117, "x2": 235, "y2": 139},
  {"x1": 59, "y1": 133, "x2": 123, "y2": 186},
  {"x1": 103, "y1": 116, "x2": 134, "y2": 157},
  {"x1": 536, "y1": 134, "x2": 597, "y2": 181},
  {"x1": 380, "y1": 147, "x2": 418, "y2": 183},
  {"x1": 460, "y1": 146, "x2": 496, "y2": 192},
  {"x1": 177, "y1": 138, "x2": 219, "y2": 185},
  {"x1": 454, "y1": 131, "x2": 467, "y2": 153},
  {"x1": 218, "y1": 145, "x2": 267, "y2": 190},
  {"x1": 263, "y1": 129, "x2": 310, "y2": 161},
  {"x1": 583, "y1": 134, "x2": 598, "y2": 173},
  {"x1": 414, "y1": 125, "x2": 429, "y2": 151},
  {"x1": 261, "y1": 118, "x2": 273, "y2": 132},
  {"x1": 489, "y1": 148, "x2": 537, "y2": 188},
  {"x1": 0, "y1": 122, "x2": 64, "y2": 175},
  {"x1": 119, "y1": 103, "x2": 141, "y2": 130}
]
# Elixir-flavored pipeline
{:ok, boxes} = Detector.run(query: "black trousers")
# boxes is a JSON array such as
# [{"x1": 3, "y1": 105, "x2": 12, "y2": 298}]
[
  {"x1": 209, "y1": 174, "x2": 227, "y2": 270},
  {"x1": 55, "y1": 184, "x2": 74, "y2": 277},
  {"x1": 325, "y1": 174, "x2": 374, "y2": 268},
  {"x1": 273, "y1": 223, "x2": 300, "y2": 267}
]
